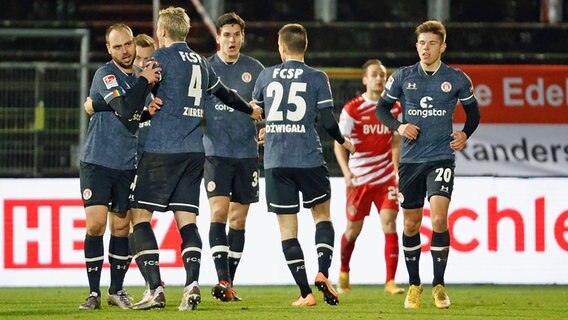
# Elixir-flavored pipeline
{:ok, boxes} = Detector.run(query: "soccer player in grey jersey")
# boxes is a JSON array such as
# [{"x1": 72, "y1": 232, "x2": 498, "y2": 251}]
[
  {"x1": 253, "y1": 23, "x2": 354, "y2": 307},
  {"x1": 129, "y1": 7, "x2": 262, "y2": 311},
  {"x1": 203, "y1": 12, "x2": 264, "y2": 302},
  {"x1": 376, "y1": 20, "x2": 480, "y2": 309},
  {"x1": 78, "y1": 23, "x2": 161, "y2": 310}
]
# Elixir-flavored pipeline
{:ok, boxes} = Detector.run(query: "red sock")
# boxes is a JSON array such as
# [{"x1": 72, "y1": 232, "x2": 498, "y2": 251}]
[
  {"x1": 384, "y1": 232, "x2": 399, "y2": 282},
  {"x1": 340, "y1": 233, "x2": 355, "y2": 273}
]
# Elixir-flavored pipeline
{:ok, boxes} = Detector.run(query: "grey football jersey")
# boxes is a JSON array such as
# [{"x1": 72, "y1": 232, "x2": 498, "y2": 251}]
[
  {"x1": 253, "y1": 60, "x2": 334, "y2": 169},
  {"x1": 382, "y1": 62, "x2": 475, "y2": 163},
  {"x1": 143, "y1": 42, "x2": 221, "y2": 153},
  {"x1": 80, "y1": 61, "x2": 138, "y2": 170},
  {"x1": 203, "y1": 53, "x2": 264, "y2": 158}
]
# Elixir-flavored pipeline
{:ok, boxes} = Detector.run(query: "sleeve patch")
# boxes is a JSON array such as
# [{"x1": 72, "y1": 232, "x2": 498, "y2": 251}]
[
  {"x1": 112, "y1": 87, "x2": 126, "y2": 97},
  {"x1": 103, "y1": 74, "x2": 119, "y2": 89}
]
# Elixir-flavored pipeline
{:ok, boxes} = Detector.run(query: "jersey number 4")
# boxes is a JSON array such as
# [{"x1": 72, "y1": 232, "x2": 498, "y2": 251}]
[
  {"x1": 187, "y1": 65, "x2": 203, "y2": 105},
  {"x1": 266, "y1": 81, "x2": 306, "y2": 121}
]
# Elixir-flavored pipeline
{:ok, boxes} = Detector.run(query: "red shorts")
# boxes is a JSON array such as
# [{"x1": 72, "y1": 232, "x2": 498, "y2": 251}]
[{"x1": 345, "y1": 177, "x2": 399, "y2": 222}]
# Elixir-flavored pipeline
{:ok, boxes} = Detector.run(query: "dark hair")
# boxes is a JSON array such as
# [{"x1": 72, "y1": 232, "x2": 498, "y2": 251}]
[
  {"x1": 415, "y1": 20, "x2": 446, "y2": 43},
  {"x1": 278, "y1": 24, "x2": 307, "y2": 54},
  {"x1": 215, "y1": 12, "x2": 245, "y2": 33}
]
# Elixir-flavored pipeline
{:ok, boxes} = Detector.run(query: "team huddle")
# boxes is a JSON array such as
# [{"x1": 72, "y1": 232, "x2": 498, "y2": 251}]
[{"x1": 78, "y1": 6, "x2": 480, "y2": 311}]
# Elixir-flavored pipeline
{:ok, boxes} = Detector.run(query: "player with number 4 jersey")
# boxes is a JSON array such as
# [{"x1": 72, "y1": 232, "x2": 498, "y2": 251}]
[{"x1": 129, "y1": 7, "x2": 261, "y2": 311}]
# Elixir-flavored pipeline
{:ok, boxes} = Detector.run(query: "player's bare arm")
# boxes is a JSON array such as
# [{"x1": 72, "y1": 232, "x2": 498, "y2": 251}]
[
  {"x1": 342, "y1": 137, "x2": 356, "y2": 155},
  {"x1": 334, "y1": 140, "x2": 354, "y2": 187}
]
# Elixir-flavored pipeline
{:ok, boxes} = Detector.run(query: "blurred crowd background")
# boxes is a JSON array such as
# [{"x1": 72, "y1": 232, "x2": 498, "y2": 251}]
[{"x1": 1, "y1": 0, "x2": 566, "y2": 177}]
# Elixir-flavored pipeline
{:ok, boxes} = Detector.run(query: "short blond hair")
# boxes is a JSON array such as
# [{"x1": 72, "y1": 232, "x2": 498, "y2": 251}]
[
  {"x1": 158, "y1": 6, "x2": 190, "y2": 41},
  {"x1": 134, "y1": 33, "x2": 155, "y2": 48}
]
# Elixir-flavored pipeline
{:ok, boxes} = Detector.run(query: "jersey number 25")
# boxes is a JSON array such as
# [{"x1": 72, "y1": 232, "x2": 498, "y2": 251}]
[{"x1": 266, "y1": 81, "x2": 306, "y2": 121}]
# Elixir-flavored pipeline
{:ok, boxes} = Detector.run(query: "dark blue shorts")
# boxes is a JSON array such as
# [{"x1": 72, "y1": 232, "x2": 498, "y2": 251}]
[
  {"x1": 79, "y1": 161, "x2": 135, "y2": 214},
  {"x1": 132, "y1": 152, "x2": 204, "y2": 214},
  {"x1": 398, "y1": 159, "x2": 455, "y2": 209},
  {"x1": 264, "y1": 166, "x2": 331, "y2": 214},
  {"x1": 203, "y1": 156, "x2": 259, "y2": 204}
]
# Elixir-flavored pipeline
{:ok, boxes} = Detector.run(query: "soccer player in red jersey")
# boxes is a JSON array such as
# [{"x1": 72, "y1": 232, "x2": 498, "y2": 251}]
[{"x1": 335, "y1": 59, "x2": 405, "y2": 295}]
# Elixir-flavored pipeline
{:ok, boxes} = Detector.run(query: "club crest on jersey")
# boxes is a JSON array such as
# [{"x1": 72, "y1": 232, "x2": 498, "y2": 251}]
[
  {"x1": 103, "y1": 74, "x2": 118, "y2": 89},
  {"x1": 82, "y1": 188, "x2": 92, "y2": 200},
  {"x1": 207, "y1": 181, "x2": 216, "y2": 192},
  {"x1": 398, "y1": 192, "x2": 405, "y2": 204},
  {"x1": 242, "y1": 72, "x2": 252, "y2": 83},
  {"x1": 441, "y1": 81, "x2": 452, "y2": 92}
]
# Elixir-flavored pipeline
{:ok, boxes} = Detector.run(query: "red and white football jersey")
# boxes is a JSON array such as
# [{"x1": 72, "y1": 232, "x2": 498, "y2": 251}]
[{"x1": 338, "y1": 94, "x2": 402, "y2": 187}]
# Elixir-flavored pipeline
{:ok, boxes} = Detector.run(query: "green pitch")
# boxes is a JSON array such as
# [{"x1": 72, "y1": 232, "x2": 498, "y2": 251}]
[{"x1": 0, "y1": 285, "x2": 566, "y2": 319}]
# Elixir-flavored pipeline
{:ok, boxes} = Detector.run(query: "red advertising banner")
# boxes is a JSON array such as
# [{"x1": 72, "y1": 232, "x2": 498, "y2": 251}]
[{"x1": 452, "y1": 65, "x2": 568, "y2": 124}]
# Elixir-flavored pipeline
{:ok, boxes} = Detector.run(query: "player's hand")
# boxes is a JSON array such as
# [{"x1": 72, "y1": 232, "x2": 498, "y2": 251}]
[
  {"x1": 450, "y1": 130, "x2": 468, "y2": 151},
  {"x1": 141, "y1": 59, "x2": 162, "y2": 84},
  {"x1": 249, "y1": 100, "x2": 263, "y2": 120},
  {"x1": 148, "y1": 97, "x2": 163, "y2": 115},
  {"x1": 342, "y1": 137, "x2": 356, "y2": 155},
  {"x1": 83, "y1": 97, "x2": 95, "y2": 116},
  {"x1": 397, "y1": 123, "x2": 420, "y2": 141},
  {"x1": 257, "y1": 127, "x2": 266, "y2": 145},
  {"x1": 344, "y1": 172, "x2": 355, "y2": 188}
]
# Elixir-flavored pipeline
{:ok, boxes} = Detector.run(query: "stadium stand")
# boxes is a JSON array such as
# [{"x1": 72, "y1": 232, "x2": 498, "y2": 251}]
[{"x1": 1, "y1": 0, "x2": 567, "y2": 177}]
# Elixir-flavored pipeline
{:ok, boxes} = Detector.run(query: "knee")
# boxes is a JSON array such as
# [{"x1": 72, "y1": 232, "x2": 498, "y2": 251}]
[
  {"x1": 110, "y1": 214, "x2": 131, "y2": 236},
  {"x1": 403, "y1": 218, "x2": 421, "y2": 235},
  {"x1": 382, "y1": 219, "x2": 397, "y2": 233},
  {"x1": 344, "y1": 227, "x2": 361, "y2": 242},
  {"x1": 87, "y1": 221, "x2": 106, "y2": 236},
  {"x1": 229, "y1": 212, "x2": 247, "y2": 229},
  {"x1": 430, "y1": 214, "x2": 448, "y2": 232},
  {"x1": 210, "y1": 207, "x2": 229, "y2": 223}
]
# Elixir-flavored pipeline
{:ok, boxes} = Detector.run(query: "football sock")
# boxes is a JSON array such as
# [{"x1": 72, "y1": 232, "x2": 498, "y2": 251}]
[
  {"x1": 403, "y1": 233, "x2": 421, "y2": 286},
  {"x1": 431, "y1": 230, "x2": 450, "y2": 286},
  {"x1": 340, "y1": 233, "x2": 355, "y2": 273},
  {"x1": 133, "y1": 222, "x2": 161, "y2": 290},
  {"x1": 209, "y1": 222, "x2": 230, "y2": 283},
  {"x1": 282, "y1": 238, "x2": 312, "y2": 298},
  {"x1": 180, "y1": 223, "x2": 202, "y2": 286},
  {"x1": 315, "y1": 221, "x2": 334, "y2": 278},
  {"x1": 108, "y1": 235, "x2": 129, "y2": 294},
  {"x1": 228, "y1": 227, "x2": 245, "y2": 284},
  {"x1": 384, "y1": 232, "x2": 400, "y2": 282},
  {"x1": 84, "y1": 234, "x2": 104, "y2": 295},
  {"x1": 129, "y1": 232, "x2": 148, "y2": 283}
]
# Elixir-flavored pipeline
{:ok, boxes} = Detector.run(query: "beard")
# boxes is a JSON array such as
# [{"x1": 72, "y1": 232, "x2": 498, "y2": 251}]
[{"x1": 113, "y1": 55, "x2": 134, "y2": 70}]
